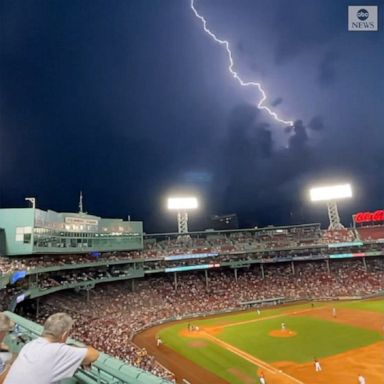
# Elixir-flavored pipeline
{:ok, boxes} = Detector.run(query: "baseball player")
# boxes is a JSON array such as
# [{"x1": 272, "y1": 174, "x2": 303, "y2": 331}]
[
  {"x1": 259, "y1": 370, "x2": 266, "y2": 384},
  {"x1": 314, "y1": 358, "x2": 322, "y2": 372},
  {"x1": 358, "y1": 374, "x2": 366, "y2": 384}
]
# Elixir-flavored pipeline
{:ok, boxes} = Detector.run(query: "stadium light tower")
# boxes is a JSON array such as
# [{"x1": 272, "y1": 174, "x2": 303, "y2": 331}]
[
  {"x1": 309, "y1": 183, "x2": 352, "y2": 230},
  {"x1": 167, "y1": 197, "x2": 198, "y2": 234}
]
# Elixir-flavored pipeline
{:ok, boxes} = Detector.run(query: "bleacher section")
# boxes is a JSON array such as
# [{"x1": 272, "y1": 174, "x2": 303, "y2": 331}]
[
  {"x1": 320, "y1": 229, "x2": 355, "y2": 243},
  {"x1": 357, "y1": 226, "x2": 384, "y2": 241}
]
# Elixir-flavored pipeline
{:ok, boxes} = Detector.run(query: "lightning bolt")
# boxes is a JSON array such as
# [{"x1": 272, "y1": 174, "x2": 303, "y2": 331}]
[{"x1": 190, "y1": 0, "x2": 294, "y2": 126}]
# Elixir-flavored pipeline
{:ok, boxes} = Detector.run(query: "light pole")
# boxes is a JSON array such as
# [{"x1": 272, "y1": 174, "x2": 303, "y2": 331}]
[
  {"x1": 167, "y1": 197, "x2": 198, "y2": 234},
  {"x1": 309, "y1": 184, "x2": 352, "y2": 230},
  {"x1": 25, "y1": 197, "x2": 36, "y2": 208}
]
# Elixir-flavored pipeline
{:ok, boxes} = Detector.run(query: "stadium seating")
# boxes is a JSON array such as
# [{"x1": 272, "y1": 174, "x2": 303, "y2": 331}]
[{"x1": 357, "y1": 225, "x2": 384, "y2": 241}]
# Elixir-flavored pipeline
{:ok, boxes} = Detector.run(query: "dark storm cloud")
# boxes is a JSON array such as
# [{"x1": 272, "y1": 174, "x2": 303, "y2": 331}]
[
  {"x1": 289, "y1": 120, "x2": 308, "y2": 150},
  {"x1": 214, "y1": 105, "x2": 317, "y2": 227},
  {"x1": 271, "y1": 97, "x2": 283, "y2": 107},
  {"x1": 216, "y1": 104, "x2": 273, "y2": 203},
  {"x1": 273, "y1": 1, "x2": 345, "y2": 64},
  {"x1": 318, "y1": 52, "x2": 338, "y2": 87},
  {"x1": 235, "y1": 42, "x2": 266, "y2": 76},
  {"x1": 237, "y1": 41, "x2": 245, "y2": 54},
  {"x1": 308, "y1": 116, "x2": 324, "y2": 131},
  {"x1": 285, "y1": 125, "x2": 293, "y2": 134},
  {"x1": 257, "y1": 125, "x2": 273, "y2": 158},
  {"x1": 226, "y1": 104, "x2": 273, "y2": 159},
  {"x1": 216, "y1": 104, "x2": 274, "y2": 219},
  {"x1": 1, "y1": 0, "x2": 383, "y2": 232},
  {"x1": 249, "y1": 62, "x2": 266, "y2": 76}
]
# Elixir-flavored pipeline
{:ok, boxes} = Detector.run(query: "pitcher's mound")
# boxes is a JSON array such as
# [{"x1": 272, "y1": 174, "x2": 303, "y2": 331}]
[{"x1": 269, "y1": 330, "x2": 297, "y2": 338}]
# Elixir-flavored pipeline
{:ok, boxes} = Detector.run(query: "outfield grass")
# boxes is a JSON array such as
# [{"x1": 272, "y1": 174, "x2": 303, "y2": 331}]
[
  {"x1": 190, "y1": 302, "x2": 315, "y2": 328},
  {"x1": 160, "y1": 323, "x2": 262, "y2": 384},
  {"x1": 159, "y1": 300, "x2": 383, "y2": 383},
  {"x1": 338, "y1": 299, "x2": 384, "y2": 313},
  {"x1": 218, "y1": 315, "x2": 380, "y2": 363}
]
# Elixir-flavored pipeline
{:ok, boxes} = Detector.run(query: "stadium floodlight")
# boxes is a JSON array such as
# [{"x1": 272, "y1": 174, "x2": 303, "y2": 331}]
[
  {"x1": 167, "y1": 197, "x2": 198, "y2": 234},
  {"x1": 167, "y1": 197, "x2": 198, "y2": 211},
  {"x1": 309, "y1": 183, "x2": 352, "y2": 230},
  {"x1": 309, "y1": 184, "x2": 352, "y2": 202}
]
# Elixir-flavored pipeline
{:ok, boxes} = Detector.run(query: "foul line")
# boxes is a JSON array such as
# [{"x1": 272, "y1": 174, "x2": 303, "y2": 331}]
[{"x1": 201, "y1": 331, "x2": 304, "y2": 384}]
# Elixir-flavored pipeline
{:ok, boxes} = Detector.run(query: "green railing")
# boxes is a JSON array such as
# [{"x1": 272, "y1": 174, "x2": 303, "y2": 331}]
[
  {"x1": 8, "y1": 270, "x2": 145, "y2": 311},
  {"x1": 3, "y1": 311, "x2": 172, "y2": 384}
]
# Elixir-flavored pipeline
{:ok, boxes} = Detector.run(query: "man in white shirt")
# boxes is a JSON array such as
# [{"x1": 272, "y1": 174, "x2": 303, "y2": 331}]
[{"x1": 4, "y1": 313, "x2": 99, "y2": 384}]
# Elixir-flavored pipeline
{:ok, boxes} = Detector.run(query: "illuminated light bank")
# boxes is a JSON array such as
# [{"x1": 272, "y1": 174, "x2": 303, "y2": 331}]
[
  {"x1": 167, "y1": 197, "x2": 198, "y2": 210},
  {"x1": 309, "y1": 184, "x2": 352, "y2": 202}
]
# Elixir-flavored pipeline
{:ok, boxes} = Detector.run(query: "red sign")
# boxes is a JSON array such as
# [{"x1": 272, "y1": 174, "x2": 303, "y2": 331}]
[{"x1": 354, "y1": 210, "x2": 384, "y2": 223}]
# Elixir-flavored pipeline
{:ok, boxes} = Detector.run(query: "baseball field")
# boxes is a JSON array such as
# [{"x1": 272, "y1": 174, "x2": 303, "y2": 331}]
[{"x1": 135, "y1": 299, "x2": 384, "y2": 384}]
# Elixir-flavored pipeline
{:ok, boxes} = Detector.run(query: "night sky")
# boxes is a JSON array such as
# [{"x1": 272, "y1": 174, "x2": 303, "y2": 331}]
[{"x1": 1, "y1": 0, "x2": 383, "y2": 232}]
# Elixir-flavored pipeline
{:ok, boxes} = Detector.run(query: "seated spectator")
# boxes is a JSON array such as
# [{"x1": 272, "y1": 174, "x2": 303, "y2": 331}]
[
  {"x1": 4, "y1": 313, "x2": 99, "y2": 384},
  {"x1": 0, "y1": 313, "x2": 14, "y2": 383}
]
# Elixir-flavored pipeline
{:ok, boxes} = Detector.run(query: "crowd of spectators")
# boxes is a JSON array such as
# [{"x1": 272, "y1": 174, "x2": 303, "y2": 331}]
[
  {"x1": 1, "y1": 226, "x2": 379, "y2": 276},
  {"x1": 0, "y1": 253, "x2": 136, "y2": 275},
  {"x1": 320, "y1": 229, "x2": 356, "y2": 243},
  {"x1": 0, "y1": 224, "x2": 382, "y2": 382},
  {"x1": 17, "y1": 257, "x2": 384, "y2": 382},
  {"x1": 2, "y1": 240, "x2": 381, "y2": 298},
  {"x1": 357, "y1": 225, "x2": 384, "y2": 241}
]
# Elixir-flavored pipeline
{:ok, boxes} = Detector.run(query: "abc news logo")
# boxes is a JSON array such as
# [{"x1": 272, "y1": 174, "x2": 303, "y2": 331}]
[{"x1": 348, "y1": 6, "x2": 378, "y2": 31}]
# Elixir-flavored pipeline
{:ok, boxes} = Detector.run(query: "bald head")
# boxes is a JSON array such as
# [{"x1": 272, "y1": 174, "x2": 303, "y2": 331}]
[
  {"x1": 0, "y1": 313, "x2": 14, "y2": 332},
  {"x1": 42, "y1": 313, "x2": 74, "y2": 341}
]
